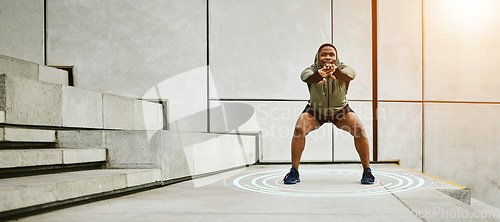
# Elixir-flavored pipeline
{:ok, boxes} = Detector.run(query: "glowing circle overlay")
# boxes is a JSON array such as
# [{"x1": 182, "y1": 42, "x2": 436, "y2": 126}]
[{"x1": 231, "y1": 169, "x2": 431, "y2": 197}]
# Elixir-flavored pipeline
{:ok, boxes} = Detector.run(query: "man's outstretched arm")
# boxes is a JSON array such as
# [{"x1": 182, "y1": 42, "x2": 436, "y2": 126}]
[
  {"x1": 301, "y1": 66, "x2": 324, "y2": 84},
  {"x1": 333, "y1": 62, "x2": 356, "y2": 82}
]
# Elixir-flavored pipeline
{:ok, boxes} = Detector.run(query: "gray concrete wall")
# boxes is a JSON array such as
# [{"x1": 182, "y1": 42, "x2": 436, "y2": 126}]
[
  {"x1": 377, "y1": 0, "x2": 422, "y2": 101},
  {"x1": 377, "y1": 102, "x2": 422, "y2": 170},
  {"x1": 423, "y1": 103, "x2": 500, "y2": 208},
  {"x1": 376, "y1": 0, "x2": 423, "y2": 170},
  {"x1": 423, "y1": 0, "x2": 500, "y2": 103},
  {"x1": 0, "y1": 0, "x2": 44, "y2": 64},
  {"x1": 422, "y1": 0, "x2": 500, "y2": 208},
  {"x1": 46, "y1": 0, "x2": 207, "y2": 131}
]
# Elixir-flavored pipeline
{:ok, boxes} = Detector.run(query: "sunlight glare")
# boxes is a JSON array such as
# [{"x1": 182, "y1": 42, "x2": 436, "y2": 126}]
[{"x1": 448, "y1": 0, "x2": 494, "y2": 25}]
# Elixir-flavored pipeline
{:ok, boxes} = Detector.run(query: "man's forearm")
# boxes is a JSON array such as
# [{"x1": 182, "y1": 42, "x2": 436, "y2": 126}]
[
  {"x1": 304, "y1": 71, "x2": 323, "y2": 84},
  {"x1": 332, "y1": 69, "x2": 354, "y2": 81},
  {"x1": 303, "y1": 66, "x2": 354, "y2": 84}
]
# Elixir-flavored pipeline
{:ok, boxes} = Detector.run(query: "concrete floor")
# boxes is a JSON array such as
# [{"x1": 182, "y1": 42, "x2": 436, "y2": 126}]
[{"x1": 15, "y1": 164, "x2": 500, "y2": 222}]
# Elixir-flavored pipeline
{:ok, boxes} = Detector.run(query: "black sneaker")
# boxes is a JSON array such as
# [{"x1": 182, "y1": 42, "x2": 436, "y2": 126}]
[
  {"x1": 361, "y1": 168, "x2": 375, "y2": 184},
  {"x1": 283, "y1": 167, "x2": 300, "y2": 184}
]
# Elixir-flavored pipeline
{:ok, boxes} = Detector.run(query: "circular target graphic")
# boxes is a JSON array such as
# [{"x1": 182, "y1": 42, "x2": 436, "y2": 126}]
[{"x1": 229, "y1": 168, "x2": 432, "y2": 197}]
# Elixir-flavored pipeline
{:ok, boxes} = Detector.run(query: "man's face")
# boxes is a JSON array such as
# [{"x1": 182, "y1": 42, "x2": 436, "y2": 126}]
[{"x1": 318, "y1": 46, "x2": 336, "y2": 68}]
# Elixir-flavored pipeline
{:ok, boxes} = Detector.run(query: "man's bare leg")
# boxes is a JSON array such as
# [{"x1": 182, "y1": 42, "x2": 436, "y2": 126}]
[
  {"x1": 335, "y1": 112, "x2": 375, "y2": 184},
  {"x1": 335, "y1": 112, "x2": 370, "y2": 169},
  {"x1": 291, "y1": 113, "x2": 320, "y2": 170},
  {"x1": 354, "y1": 132, "x2": 371, "y2": 169}
]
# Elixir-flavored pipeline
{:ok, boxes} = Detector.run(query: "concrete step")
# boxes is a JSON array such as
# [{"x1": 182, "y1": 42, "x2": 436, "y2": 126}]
[
  {"x1": 0, "y1": 127, "x2": 55, "y2": 143},
  {"x1": 0, "y1": 74, "x2": 163, "y2": 129},
  {"x1": 0, "y1": 74, "x2": 63, "y2": 126},
  {"x1": 57, "y1": 130, "x2": 259, "y2": 181},
  {"x1": 0, "y1": 55, "x2": 39, "y2": 81},
  {"x1": 0, "y1": 54, "x2": 68, "y2": 85},
  {"x1": 0, "y1": 169, "x2": 161, "y2": 213},
  {"x1": 0, "y1": 149, "x2": 106, "y2": 169}
]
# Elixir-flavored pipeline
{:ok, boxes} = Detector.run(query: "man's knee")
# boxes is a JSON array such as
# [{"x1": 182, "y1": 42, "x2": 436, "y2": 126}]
[
  {"x1": 294, "y1": 125, "x2": 312, "y2": 137},
  {"x1": 339, "y1": 124, "x2": 367, "y2": 138},
  {"x1": 294, "y1": 126, "x2": 305, "y2": 137}
]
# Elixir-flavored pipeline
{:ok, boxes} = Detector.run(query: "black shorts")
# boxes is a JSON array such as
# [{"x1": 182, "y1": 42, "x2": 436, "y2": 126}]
[{"x1": 302, "y1": 104, "x2": 355, "y2": 126}]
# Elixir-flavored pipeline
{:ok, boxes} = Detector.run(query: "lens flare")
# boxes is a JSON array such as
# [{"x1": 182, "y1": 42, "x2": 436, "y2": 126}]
[{"x1": 447, "y1": 0, "x2": 495, "y2": 25}]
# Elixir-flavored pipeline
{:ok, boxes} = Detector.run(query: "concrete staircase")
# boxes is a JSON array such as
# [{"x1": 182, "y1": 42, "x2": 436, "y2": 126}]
[
  {"x1": 0, "y1": 54, "x2": 258, "y2": 219},
  {"x1": 0, "y1": 55, "x2": 164, "y2": 218},
  {"x1": 0, "y1": 127, "x2": 161, "y2": 218}
]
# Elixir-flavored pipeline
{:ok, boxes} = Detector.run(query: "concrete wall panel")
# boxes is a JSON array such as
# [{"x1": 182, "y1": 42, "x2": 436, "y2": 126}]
[
  {"x1": 333, "y1": 0, "x2": 372, "y2": 100},
  {"x1": 193, "y1": 133, "x2": 255, "y2": 175},
  {"x1": 423, "y1": 0, "x2": 500, "y2": 102},
  {"x1": 39, "y1": 65, "x2": 68, "y2": 86},
  {"x1": 424, "y1": 103, "x2": 500, "y2": 208},
  {"x1": 134, "y1": 100, "x2": 163, "y2": 131},
  {"x1": 159, "y1": 131, "x2": 194, "y2": 180},
  {"x1": 104, "y1": 131, "x2": 161, "y2": 169},
  {"x1": 378, "y1": 0, "x2": 422, "y2": 101},
  {"x1": 189, "y1": 133, "x2": 216, "y2": 175},
  {"x1": 216, "y1": 134, "x2": 257, "y2": 166},
  {"x1": 62, "y1": 86, "x2": 103, "y2": 128},
  {"x1": 46, "y1": 0, "x2": 206, "y2": 99},
  {"x1": 0, "y1": 0, "x2": 44, "y2": 64},
  {"x1": 209, "y1": 0, "x2": 331, "y2": 100},
  {"x1": 378, "y1": 102, "x2": 422, "y2": 170},
  {"x1": 102, "y1": 93, "x2": 134, "y2": 130},
  {"x1": 142, "y1": 66, "x2": 207, "y2": 132}
]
